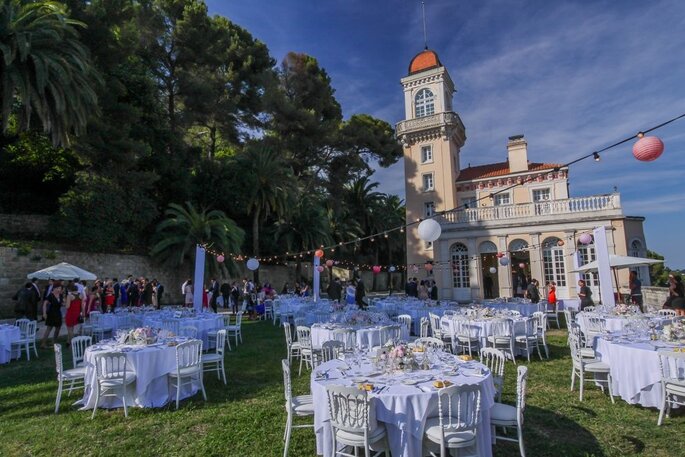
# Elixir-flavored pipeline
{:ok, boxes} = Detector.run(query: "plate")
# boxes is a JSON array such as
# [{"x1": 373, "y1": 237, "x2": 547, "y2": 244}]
[{"x1": 401, "y1": 379, "x2": 418, "y2": 385}]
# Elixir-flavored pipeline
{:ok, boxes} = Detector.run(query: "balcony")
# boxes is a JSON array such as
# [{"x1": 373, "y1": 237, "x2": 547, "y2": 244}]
[
  {"x1": 440, "y1": 194, "x2": 622, "y2": 226},
  {"x1": 395, "y1": 112, "x2": 465, "y2": 138}
]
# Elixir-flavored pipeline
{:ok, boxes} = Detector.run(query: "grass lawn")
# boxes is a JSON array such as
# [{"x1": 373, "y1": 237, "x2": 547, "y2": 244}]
[{"x1": 1, "y1": 320, "x2": 684, "y2": 456}]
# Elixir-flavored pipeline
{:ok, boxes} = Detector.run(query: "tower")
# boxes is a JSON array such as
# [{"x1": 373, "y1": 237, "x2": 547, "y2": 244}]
[{"x1": 396, "y1": 49, "x2": 466, "y2": 267}]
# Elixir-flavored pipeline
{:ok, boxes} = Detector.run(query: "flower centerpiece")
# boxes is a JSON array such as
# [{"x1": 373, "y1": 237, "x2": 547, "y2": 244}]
[
  {"x1": 379, "y1": 342, "x2": 416, "y2": 371},
  {"x1": 124, "y1": 327, "x2": 156, "y2": 345},
  {"x1": 614, "y1": 304, "x2": 629, "y2": 316},
  {"x1": 345, "y1": 310, "x2": 373, "y2": 326}
]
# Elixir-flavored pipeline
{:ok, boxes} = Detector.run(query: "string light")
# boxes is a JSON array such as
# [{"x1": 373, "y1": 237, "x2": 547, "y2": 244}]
[{"x1": 593, "y1": 152, "x2": 600, "y2": 162}]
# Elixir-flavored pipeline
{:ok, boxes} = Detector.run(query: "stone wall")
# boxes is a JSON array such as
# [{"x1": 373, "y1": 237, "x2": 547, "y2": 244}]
[{"x1": 0, "y1": 214, "x2": 50, "y2": 237}]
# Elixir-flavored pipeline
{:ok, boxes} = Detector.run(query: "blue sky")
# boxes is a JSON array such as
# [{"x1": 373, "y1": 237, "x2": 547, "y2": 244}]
[{"x1": 208, "y1": 0, "x2": 685, "y2": 268}]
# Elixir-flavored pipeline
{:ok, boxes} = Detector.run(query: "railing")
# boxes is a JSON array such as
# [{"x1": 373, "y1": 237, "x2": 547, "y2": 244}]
[
  {"x1": 395, "y1": 112, "x2": 464, "y2": 135},
  {"x1": 442, "y1": 194, "x2": 621, "y2": 224}
]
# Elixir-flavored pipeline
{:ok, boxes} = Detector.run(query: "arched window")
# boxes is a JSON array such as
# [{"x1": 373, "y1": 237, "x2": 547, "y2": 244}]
[
  {"x1": 577, "y1": 240, "x2": 599, "y2": 287},
  {"x1": 451, "y1": 243, "x2": 470, "y2": 288},
  {"x1": 542, "y1": 237, "x2": 566, "y2": 286},
  {"x1": 479, "y1": 241, "x2": 498, "y2": 254},
  {"x1": 415, "y1": 88, "x2": 435, "y2": 118},
  {"x1": 630, "y1": 239, "x2": 645, "y2": 257},
  {"x1": 509, "y1": 239, "x2": 528, "y2": 253}
]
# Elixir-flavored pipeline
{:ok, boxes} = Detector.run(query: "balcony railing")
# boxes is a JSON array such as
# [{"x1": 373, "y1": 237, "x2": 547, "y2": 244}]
[
  {"x1": 441, "y1": 194, "x2": 622, "y2": 224},
  {"x1": 395, "y1": 112, "x2": 464, "y2": 135}
]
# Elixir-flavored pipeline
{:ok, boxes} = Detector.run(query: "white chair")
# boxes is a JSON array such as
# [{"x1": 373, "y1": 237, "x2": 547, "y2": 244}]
[
  {"x1": 545, "y1": 301, "x2": 561, "y2": 329},
  {"x1": 325, "y1": 384, "x2": 389, "y2": 457},
  {"x1": 583, "y1": 306, "x2": 596, "y2": 313},
  {"x1": 296, "y1": 326, "x2": 314, "y2": 375},
  {"x1": 491, "y1": 365, "x2": 528, "y2": 457},
  {"x1": 419, "y1": 317, "x2": 430, "y2": 338},
  {"x1": 162, "y1": 319, "x2": 181, "y2": 335},
  {"x1": 423, "y1": 383, "x2": 482, "y2": 457},
  {"x1": 90, "y1": 312, "x2": 113, "y2": 342},
  {"x1": 396, "y1": 314, "x2": 412, "y2": 337},
  {"x1": 428, "y1": 312, "x2": 443, "y2": 340},
  {"x1": 568, "y1": 333, "x2": 614, "y2": 403},
  {"x1": 70, "y1": 335, "x2": 92, "y2": 368},
  {"x1": 12, "y1": 320, "x2": 38, "y2": 360},
  {"x1": 208, "y1": 314, "x2": 233, "y2": 351},
  {"x1": 294, "y1": 316, "x2": 307, "y2": 328},
  {"x1": 569, "y1": 323, "x2": 596, "y2": 359},
  {"x1": 657, "y1": 350, "x2": 685, "y2": 425},
  {"x1": 169, "y1": 340, "x2": 207, "y2": 409},
  {"x1": 202, "y1": 329, "x2": 227, "y2": 384},
  {"x1": 321, "y1": 340, "x2": 345, "y2": 363},
  {"x1": 583, "y1": 314, "x2": 605, "y2": 345},
  {"x1": 657, "y1": 309, "x2": 677, "y2": 317},
  {"x1": 226, "y1": 312, "x2": 244, "y2": 347},
  {"x1": 282, "y1": 359, "x2": 314, "y2": 457},
  {"x1": 91, "y1": 352, "x2": 136, "y2": 418},
  {"x1": 264, "y1": 299, "x2": 274, "y2": 322},
  {"x1": 180, "y1": 326, "x2": 198, "y2": 338},
  {"x1": 487, "y1": 319, "x2": 516, "y2": 363},
  {"x1": 480, "y1": 347, "x2": 506, "y2": 401},
  {"x1": 283, "y1": 323, "x2": 301, "y2": 363},
  {"x1": 332, "y1": 328, "x2": 357, "y2": 351},
  {"x1": 450, "y1": 319, "x2": 480, "y2": 357},
  {"x1": 531, "y1": 312, "x2": 549, "y2": 358},
  {"x1": 514, "y1": 318, "x2": 542, "y2": 362},
  {"x1": 414, "y1": 337, "x2": 445, "y2": 350},
  {"x1": 53, "y1": 344, "x2": 86, "y2": 413}
]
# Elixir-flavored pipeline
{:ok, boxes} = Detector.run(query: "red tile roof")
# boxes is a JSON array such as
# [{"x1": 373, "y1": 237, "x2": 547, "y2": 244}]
[
  {"x1": 409, "y1": 49, "x2": 441, "y2": 74},
  {"x1": 456, "y1": 161, "x2": 563, "y2": 181}
]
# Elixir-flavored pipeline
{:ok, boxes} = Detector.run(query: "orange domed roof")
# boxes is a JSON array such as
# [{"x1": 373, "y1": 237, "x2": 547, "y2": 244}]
[{"x1": 408, "y1": 49, "x2": 442, "y2": 75}]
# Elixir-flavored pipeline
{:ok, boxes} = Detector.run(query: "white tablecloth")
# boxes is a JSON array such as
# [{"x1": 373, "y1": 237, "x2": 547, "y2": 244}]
[
  {"x1": 577, "y1": 313, "x2": 671, "y2": 335},
  {"x1": 441, "y1": 316, "x2": 529, "y2": 352},
  {"x1": 594, "y1": 337, "x2": 685, "y2": 408},
  {"x1": 311, "y1": 325, "x2": 394, "y2": 349},
  {"x1": 486, "y1": 302, "x2": 542, "y2": 317},
  {"x1": 311, "y1": 356, "x2": 495, "y2": 457},
  {"x1": 0, "y1": 325, "x2": 21, "y2": 364},
  {"x1": 81, "y1": 340, "x2": 201, "y2": 409},
  {"x1": 142, "y1": 315, "x2": 223, "y2": 348}
]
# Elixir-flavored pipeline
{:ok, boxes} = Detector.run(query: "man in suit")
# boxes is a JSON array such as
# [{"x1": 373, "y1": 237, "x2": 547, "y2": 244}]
[
  {"x1": 209, "y1": 278, "x2": 220, "y2": 312},
  {"x1": 355, "y1": 278, "x2": 367, "y2": 309},
  {"x1": 327, "y1": 277, "x2": 342, "y2": 302}
]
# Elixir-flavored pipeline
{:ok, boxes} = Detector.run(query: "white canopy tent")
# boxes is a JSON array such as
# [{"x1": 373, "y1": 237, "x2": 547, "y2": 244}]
[
  {"x1": 26, "y1": 262, "x2": 97, "y2": 281},
  {"x1": 571, "y1": 254, "x2": 662, "y2": 273}
]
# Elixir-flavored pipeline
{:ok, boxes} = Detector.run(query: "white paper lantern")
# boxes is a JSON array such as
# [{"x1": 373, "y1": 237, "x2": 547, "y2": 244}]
[
  {"x1": 389, "y1": 266, "x2": 396, "y2": 272},
  {"x1": 489, "y1": 267, "x2": 497, "y2": 274},
  {"x1": 417, "y1": 219, "x2": 441, "y2": 242},
  {"x1": 246, "y1": 258, "x2": 260, "y2": 271}
]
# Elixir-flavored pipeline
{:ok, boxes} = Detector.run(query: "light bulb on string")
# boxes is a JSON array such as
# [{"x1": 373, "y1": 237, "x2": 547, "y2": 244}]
[{"x1": 593, "y1": 152, "x2": 600, "y2": 162}]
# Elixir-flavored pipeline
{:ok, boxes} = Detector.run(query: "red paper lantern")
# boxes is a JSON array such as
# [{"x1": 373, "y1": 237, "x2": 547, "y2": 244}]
[
  {"x1": 633, "y1": 136, "x2": 664, "y2": 162},
  {"x1": 314, "y1": 249, "x2": 324, "y2": 258},
  {"x1": 325, "y1": 259, "x2": 334, "y2": 268},
  {"x1": 496, "y1": 252, "x2": 504, "y2": 258},
  {"x1": 519, "y1": 263, "x2": 526, "y2": 269},
  {"x1": 372, "y1": 265, "x2": 381, "y2": 274},
  {"x1": 216, "y1": 255, "x2": 225, "y2": 263},
  {"x1": 424, "y1": 263, "x2": 433, "y2": 272}
]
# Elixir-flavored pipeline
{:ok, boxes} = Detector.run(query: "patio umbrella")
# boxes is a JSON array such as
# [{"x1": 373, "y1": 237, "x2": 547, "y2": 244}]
[{"x1": 26, "y1": 262, "x2": 97, "y2": 281}]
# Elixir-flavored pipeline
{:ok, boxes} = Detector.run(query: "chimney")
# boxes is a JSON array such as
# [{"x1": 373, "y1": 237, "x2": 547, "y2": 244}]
[{"x1": 507, "y1": 134, "x2": 528, "y2": 173}]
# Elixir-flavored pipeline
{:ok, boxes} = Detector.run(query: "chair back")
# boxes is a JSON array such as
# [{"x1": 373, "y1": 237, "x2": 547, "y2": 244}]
[
  {"x1": 94, "y1": 352, "x2": 129, "y2": 382},
  {"x1": 15, "y1": 318, "x2": 30, "y2": 336},
  {"x1": 658, "y1": 350, "x2": 685, "y2": 385},
  {"x1": 479, "y1": 347, "x2": 505, "y2": 392},
  {"x1": 234, "y1": 312, "x2": 243, "y2": 327},
  {"x1": 396, "y1": 314, "x2": 412, "y2": 333},
  {"x1": 283, "y1": 322, "x2": 293, "y2": 346},
  {"x1": 454, "y1": 319, "x2": 479, "y2": 339},
  {"x1": 214, "y1": 329, "x2": 227, "y2": 356},
  {"x1": 321, "y1": 340, "x2": 344, "y2": 363},
  {"x1": 490, "y1": 319, "x2": 513, "y2": 337},
  {"x1": 585, "y1": 314, "x2": 605, "y2": 333},
  {"x1": 89, "y1": 311, "x2": 102, "y2": 325},
  {"x1": 380, "y1": 325, "x2": 401, "y2": 345},
  {"x1": 221, "y1": 314, "x2": 232, "y2": 328},
  {"x1": 414, "y1": 337, "x2": 445, "y2": 350},
  {"x1": 532, "y1": 311, "x2": 546, "y2": 332},
  {"x1": 326, "y1": 384, "x2": 377, "y2": 434},
  {"x1": 180, "y1": 326, "x2": 198, "y2": 338},
  {"x1": 71, "y1": 336, "x2": 92, "y2": 368},
  {"x1": 435, "y1": 384, "x2": 482, "y2": 434},
  {"x1": 23, "y1": 320, "x2": 37, "y2": 339},
  {"x1": 296, "y1": 326, "x2": 312, "y2": 349},
  {"x1": 175, "y1": 340, "x2": 203, "y2": 371},
  {"x1": 294, "y1": 317, "x2": 307, "y2": 328},
  {"x1": 658, "y1": 309, "x2": 677, "y2": 317},
  {"x1": 162, "y1": 319, "x2": 180, "y2": 334},
  {"x1": 54, "y1": 344, "x2": 64, "y2": 376},
  {"x1": 443, "y1": 309, "x2": 458, "y2": 317},
  {"x1": 516, "y1": 365, "x2": 529, "y2": 425},
  {"x1": 563, "y1": 309, "x2": 575, "y2": 330},
  {"x1": 522, "y1": 317, "x2": 537, "y2": 337},
  {"x1": 419, "y1": 317, "x2": 430, "y2": 338},
  {"x1": 428, "y1": 313, "x2": 442, "y2": 339},
  {"x1": 567, "y1": 333, "x2": 583, "y2": 366},
  {"x1": 332, "y1": 328, "x2": 356, "y2": 350},
  {"x1": 281, "y1": 359, "x2": 293, "y2": 402},
  {"x1": 583, "y1": 306, "x2": 596, "y2": 313}
]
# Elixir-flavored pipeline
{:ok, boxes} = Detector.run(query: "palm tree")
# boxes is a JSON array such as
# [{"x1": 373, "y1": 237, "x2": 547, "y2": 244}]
[
  {"x1": 150, "y1": 202, "x2": 244, "y2": 275},
  {"x1": 344, "y1": 176, "x2": 383, "y2": 235},
  {"x1": 0, "y1": 0, "x2": 100, "y2": 146}
]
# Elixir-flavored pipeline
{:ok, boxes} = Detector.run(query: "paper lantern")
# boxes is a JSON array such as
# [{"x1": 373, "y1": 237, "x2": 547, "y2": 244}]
[
  {"x1": 246, "y1": 258, "x2": 260, "y2": 271},
  {"x1": 633, "y1": 136, "x2": 664, "y2": 162},
  {"x1": 372, "y1": 265, "x2": 381, "y2": 274},
  {"x1": 579, "y1": 233, "x2": 593, "y2": 245},
  {"x1": 412, "y1": 265, "x2": 419, "y2": 274},
  {"x1": 557, "y1": 239, "x2": 565, "y2": 247},
  {"x1": 316, "y1": 265, "x2": 325, "y2": 273},
  {"x1": 424, "y1": 262, "x2": 433, "y2": 272},
  {"x1": 417, "y1": 219, "x2": 441, "y2": 242},
  {"x1": 499, "y1": 257, "x2": 510, "y2": 266},
  {"x1": 489, "y1": 267, "x2": 497, "y2": 274},
  {"x1": 496, "y1": 252, "x2": 504, "y2": 258},
  {"x1": 519, "y1": 263, "x2": 526, "y2": 269},
  {"x1": 216, "y1": 255, "x2": 225, "y2": 263},
  {"x1": 389, "y1": 266, "x2": 396, "y2": 272},
  {"x1": 325, "y1": 259, "x2": 334, "y2": 268},
  {"x1": 314, "y1": 249, "x2": 324, "y2": 258}
]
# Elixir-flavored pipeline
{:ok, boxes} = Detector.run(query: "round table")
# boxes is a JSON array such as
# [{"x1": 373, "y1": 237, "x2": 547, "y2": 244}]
[
  {"x1": 577, "y1": 312, "x2": 671, "y2": 335},
  {"x1": 80, "y1": 338, "x2": 202, "y2": 409},
  {"x1": 594, "y1": 336, "x2": 685, "y2": 408},
  {"x1": 0, "y1": 324, "x2": 21, "y2": 364},
  {"x1": 311, "y1": 354, "x2": 496, "y2": 457},
  {"x1": 142, "y1": 314, "x2": 223, "y2": 347},
  {"x1": 440, "y1": 315, "x2": 529, "y2": 351}
]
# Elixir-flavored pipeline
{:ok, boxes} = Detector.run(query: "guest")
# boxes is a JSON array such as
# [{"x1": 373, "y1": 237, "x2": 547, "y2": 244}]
[
  {"x1": 345, "y1": 281, "x2": 356, "y2": 305},
  {"x1": 629, "y1": 271, "x2": 643, "y2": 312},
  {"x1": 120, "y1": 279, "x2": 129, "y2": 307},
  {"x1": 429, "y1": 280, "x2": 439, "y2": 300},
  {"x1": 184, "y1": 279, "x2": 194, "y2": 307},
  {"x1": 41, "y1": 283, "x2": 63, "y2": 348},
  {"x1": 355, "y1": 278, "x2": 367, "y2": 309},
  {"x1": 230, "y1": 281, "x2": 240, "y2": 314},
  {"x1": 547, "y1": 281, "x2": 557, "y2": 307},
  {"x1": 327, "y1": 277, "x2": 342, "y2": 302},
  {"x1": 666, "y1": 273, "x2": 685, "y2": 316},
  {"x1": 127, "y1": 280, "x2": 139, "y2": 307},
  {"x1": 281, "y1": 282, "x2": 290, "y2": 295},
  {"x1": 86, "y1": 285, "x2": 102, "y2": 316},
  {"x1": 209, "y1": 278, "x2": 220, "y2": 312},
  {"x1": 407, "y1": 278, "x2": 418, "y2": 298},
  {"x1": 578, "y1": 279, "x2": 594, "y2": 310},
  {"x1": 526, "y1": 279, "x2": 541, "y2": 304},
  {"x1": 29, "y1": 277, "x2": 41, "y2": 321},
  {"x1": 220, "y1": 281, "x2": 231, "y2": 309},
  {"x1": 142, "y1": 279, "x2": 154, "y2": 306},
  {"x1": 64, "y1": 285, "x2": 83, "y2": 345},
  {"x1": 104, "y1": 282, "x2": 115, "y2": 312},
  {"x1": 300, "y1": 282, "x2": 310, "y2": 297},
  {"x1": 417, "y1": 280, "x2": 429, "y2": 300},
  {"x1": 483, "y1": 275, "x2": 494, "y2": 299},
  {"x1": 13, "y1": 282, "x2": 33, "y2": 319},
  {"x1": 155, "y1": 280, "x2": 164, "y2": 307}
]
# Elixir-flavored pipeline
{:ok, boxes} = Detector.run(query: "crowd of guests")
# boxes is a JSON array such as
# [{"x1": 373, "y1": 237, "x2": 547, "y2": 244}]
[{"x1": 404, "y1": 277, "x2": 438, "y2": 300}]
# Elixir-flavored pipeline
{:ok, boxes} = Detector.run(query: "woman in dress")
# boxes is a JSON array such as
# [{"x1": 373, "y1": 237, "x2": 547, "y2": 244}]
[
  {"x1": 578, "y1": 279, "x2": 594, "y2": 310},
  {"x1": 104, "y1": 283, "x2": 115, "y2": 312},
  {"x1": 547, "y1": 281, "x2": 557, "y2": 307},
  {"x1": 417, "y1": 280, "x2": 429, "y2": 300},
  {"x1": 41, "y1": 283, "x2": 63, "y2": 348},
  {"x1": 184, "y1": 280, "x2": 194, "y2": 307},
  {"x1": 64, "y1": 285, "x2": 83, "y2": 345},
  {"x1": 86, "y1": 285, "x2": 102, "y2": 316}
]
